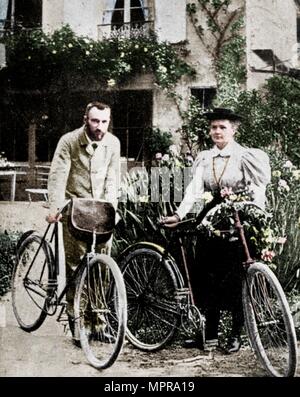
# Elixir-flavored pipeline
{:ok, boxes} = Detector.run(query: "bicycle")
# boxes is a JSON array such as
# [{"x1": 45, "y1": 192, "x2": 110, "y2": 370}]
[
  {"x1": 119, "y1": 196, "x2": 298, "y2": 377},
  {"x1": 11, "y1": 199, "x2": 127, "y2": 370}
]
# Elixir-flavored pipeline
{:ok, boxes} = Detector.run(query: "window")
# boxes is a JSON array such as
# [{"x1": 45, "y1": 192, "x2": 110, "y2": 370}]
[
  {"x1": 111, "y1": 0, "x2": 147, "y2": 28},
  {"x1": 2, "y1": 0, "x2": 42, "y2": 30},
  {"x1": 112, "y1": 90, "x2": 153, "y2": 160},
  {"x1": 191, "y1": 88, "x2": 216, "y2": 109},
  {"x1": 100, "y1": 0, "x2": 152, "y2": 39}
]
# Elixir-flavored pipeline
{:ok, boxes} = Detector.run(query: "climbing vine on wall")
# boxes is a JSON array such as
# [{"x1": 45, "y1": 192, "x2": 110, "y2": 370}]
[{"x1": 187, "y1": 0, "x2": 246, "y2": 106}]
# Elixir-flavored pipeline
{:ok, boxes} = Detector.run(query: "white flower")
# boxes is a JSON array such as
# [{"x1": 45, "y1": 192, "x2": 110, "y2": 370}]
[
  {"x1": 134, "y1": 44, "x2": 139, "y2": 49},
  {"x1": 162, "y1": 154, "x2": 170, "y2": 161},
  {"x1": 292, "y1": 170, "x2": 300, "y2": 180},
  {"x1": 120, "y1": 52, "x2": 125, "y2": 58},
  {"x1": 107, "y1": 78, "x2": 116, "y2": 87},
  {"x1": 283, "y1": 160, "x2": 293, "y2": 169},
  {"x1": 220, "y1": 187, "x2": 233, "y2": 198},
  {"x1": 229, "y1": 194, "x2": 238, "y2": 202},
  {"x1": 158, "y1": 65, "x2": 168, "y2": 73},
  {"x1": 277, "y1": 237, "x2": 287, "y2": 245},
  {"x1": 155, "y1": 153, "x2": 162, "y2": 160},
  {"x1": 68, "y1": 43, "x2": 73, "y2": 48},
  {"x1": 202, "y1": 192, "x2": 214, "y2": 203},
  {"x1": 85, "y1": 50, "x2": 90, "y2": 55},
  {"x1": 144, "y1": 47, "x2": 148, "y2": 52},
  {"x1": 278, "y1": 179, "x2": 290, "y2": 192},
  {"x1": 169, "y1": 144, "x2": 179, "y2": 156},
  {"x1": 272, "y1": 170, "x2": 281, "y2": 177},
  {"x1": 52, "y1": 50, "x2": 57, "y2": 54}
]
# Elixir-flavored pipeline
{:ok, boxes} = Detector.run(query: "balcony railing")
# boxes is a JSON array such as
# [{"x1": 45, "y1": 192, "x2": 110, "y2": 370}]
[
  {"x1": 98, "y1": 7, "x2": 154, "y2": 39},
  {"x1": 98, "y1": 20, "x2": 154, "y2": 40}
]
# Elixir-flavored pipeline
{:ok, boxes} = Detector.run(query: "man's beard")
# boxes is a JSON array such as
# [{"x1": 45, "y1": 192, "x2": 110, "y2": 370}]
[{"x1": 86, "y1": 125, "x2": 104, "y2": 141}]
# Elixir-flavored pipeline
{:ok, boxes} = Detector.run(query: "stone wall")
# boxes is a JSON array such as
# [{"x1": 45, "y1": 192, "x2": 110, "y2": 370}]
[{"x1": 246, "y1": 0, "x2": 298, "y2": 89}]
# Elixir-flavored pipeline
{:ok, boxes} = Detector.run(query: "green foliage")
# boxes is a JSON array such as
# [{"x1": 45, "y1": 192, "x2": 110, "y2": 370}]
[
  {"x1": 186, "y1": 0, "x2": 246, "y2": 106},
  {"x1": 143, "y1": 127, "x2": 173, "y2": 161},
  {"x1": 266, "y1": 150, "x2": 300, "y2": 292},
  {"x1": 234, "y1": 75, "x2": 300, "y2": 166},
  {"x1": 180, "y1": 96, "x2": 211, "y2": 155},
  {"x1": 112, "y1": 150, "x2": 191, "y2": 257},
  {"x1": 2, "y1": 24, "x2": 196, "y2": 91},
  {"x1": 215, "y1": 16, "x2": 246, "y2": 107},
  {"x1": 0, "y1": 232, "x2": 19, "y2": 296}
]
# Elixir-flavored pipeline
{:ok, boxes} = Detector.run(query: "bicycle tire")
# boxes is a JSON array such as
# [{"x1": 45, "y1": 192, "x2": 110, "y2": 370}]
[
  {"x1": 74, "y1": 254, "x2": 127, "y2": 369},
  {"x1": 120, "y1": 247, "x2": 181, "y2": 351},
  {"x1": 11, "y1": 234, "x2": 55, "y2": 332},
  {"x1": 242, "y1": 262, "x2": 298, "y2": 377}
]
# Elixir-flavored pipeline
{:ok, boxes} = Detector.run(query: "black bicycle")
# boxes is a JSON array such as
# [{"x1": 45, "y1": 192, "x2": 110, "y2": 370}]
[
  {"x1": 119, "y1": 198, "x2": 298, "y2": 377},
  {"x1": 11, "y1": 199, "x2": 127, "y2": 370}
]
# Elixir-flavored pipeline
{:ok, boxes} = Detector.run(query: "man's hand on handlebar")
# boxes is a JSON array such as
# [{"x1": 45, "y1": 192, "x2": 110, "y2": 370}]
[
  {"x1": 159, "y1": 214, "x2": 180, "y2": 229},
  {"x1": 46, "y1": 213, "x2": 62, "y2": 224}
]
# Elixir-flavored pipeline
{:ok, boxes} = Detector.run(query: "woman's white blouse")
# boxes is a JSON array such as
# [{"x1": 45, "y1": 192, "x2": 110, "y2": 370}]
[{"x1": 176, "y1": 140, "x2": 271, "y2": 220}]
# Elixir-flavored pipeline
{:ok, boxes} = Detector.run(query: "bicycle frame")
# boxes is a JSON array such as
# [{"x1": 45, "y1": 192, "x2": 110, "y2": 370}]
[
  {"x1": 159, "y1": 203, "x2": 258, "y2": 309},
  {"x1": 23, "y1": 220, "x2": 97, "y2": 322}
]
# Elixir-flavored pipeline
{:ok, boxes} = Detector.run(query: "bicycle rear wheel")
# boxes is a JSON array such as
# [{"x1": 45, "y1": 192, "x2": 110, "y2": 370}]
[
  {"x1": 120, "y1": 248, "x2": 181, "y2": 351},
  {"x1": 242, "y1": 262, "x2": 297, "y2": 377},
  {"x1": 74, "y1": 254, "x2": 127, "y2": 369},
  {"x1": 12, "y1": 234, "x2": 55, "y2": 331}
]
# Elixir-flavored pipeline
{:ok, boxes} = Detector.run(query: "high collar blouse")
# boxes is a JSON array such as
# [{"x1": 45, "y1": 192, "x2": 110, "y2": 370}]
[{"x1": 176, "y1": 140, "x2": 271, "y2": 220}]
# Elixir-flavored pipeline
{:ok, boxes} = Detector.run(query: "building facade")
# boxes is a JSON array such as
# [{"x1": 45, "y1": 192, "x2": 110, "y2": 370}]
[{"x1": 0, "y1": 0, "x2": 299, "y2": 165}]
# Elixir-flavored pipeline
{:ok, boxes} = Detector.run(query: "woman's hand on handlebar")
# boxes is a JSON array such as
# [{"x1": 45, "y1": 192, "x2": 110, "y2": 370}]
[
  {"x1": 46, "y1": 213, "x2": 62, "y2": 224},
  {"x1": 159, "y1": 214, "x2": 180, "y2": 229}
]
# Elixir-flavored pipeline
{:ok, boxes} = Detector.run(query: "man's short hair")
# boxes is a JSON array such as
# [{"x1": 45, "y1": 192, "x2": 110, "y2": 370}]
[{"x1": 84, "y1": 101, "x2": 111, "y2": 117}]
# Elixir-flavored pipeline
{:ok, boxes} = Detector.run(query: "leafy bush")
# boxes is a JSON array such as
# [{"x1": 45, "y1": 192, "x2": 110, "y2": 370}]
[
  {"x1": 0, "y1": 232, "x2": 20, "y2": 296},
  {"x1": 2, "y1": 25, "x2": 196, "y2": 91},
  {"x1": 180, "y1": 96, "x2": 211, "y2": 155},
  {"x1": 143, "y1": 127, "x2": 173, "y2": 161},
  {"x1": 266, "y1": 149, "x2": 300, "y2": 292},
  {"x1": 235, "y1": 75, "x2": 300, "y2": 166},
  {"x1": 113, "y1": 150, "x2": 185, "y2": 257}
]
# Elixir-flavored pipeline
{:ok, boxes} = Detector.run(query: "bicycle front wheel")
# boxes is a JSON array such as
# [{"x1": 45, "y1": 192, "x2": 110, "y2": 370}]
[
  {"x1": 11, "y1": 234, "x2": 55, "y2": 331},
  {"x1": 74, "y1": 254, "x2": 127, "y2": 370},
  {"x1": 243, "y1": 262, "x2": 298, "y2": 377},
  {"x1": 120, "y1": 248, "x2": 181, "y2": 351}
]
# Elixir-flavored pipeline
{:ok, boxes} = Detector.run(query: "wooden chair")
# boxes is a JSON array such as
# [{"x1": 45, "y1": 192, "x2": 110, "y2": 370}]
[{"x1": 25, "y1": 165, "x2": 50, "y2": 202}]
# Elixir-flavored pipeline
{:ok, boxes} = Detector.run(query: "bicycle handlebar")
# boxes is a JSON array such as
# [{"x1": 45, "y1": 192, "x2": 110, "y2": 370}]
[
  {"x1": 56, "y1": 199, "x2": 72, "y2": 216},
  {"x1": 158, "y1": 192, "x2": 266, "y2": 234}
]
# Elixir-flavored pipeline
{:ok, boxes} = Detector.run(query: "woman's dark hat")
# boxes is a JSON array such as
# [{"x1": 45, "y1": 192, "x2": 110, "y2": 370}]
[{"x1": 203, "y1": 107, "x2": 243, "y2": 121}]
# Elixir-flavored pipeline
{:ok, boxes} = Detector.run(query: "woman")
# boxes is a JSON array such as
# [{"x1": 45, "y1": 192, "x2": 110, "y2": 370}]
[{"x1": 162, "y1": 107, "x2": 271, "y2": 353}]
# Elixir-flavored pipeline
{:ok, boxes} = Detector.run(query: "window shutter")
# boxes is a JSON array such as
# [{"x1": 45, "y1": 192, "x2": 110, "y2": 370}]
[{"x1": 155, "y1": 0, "x2": 186, "y2": 43}]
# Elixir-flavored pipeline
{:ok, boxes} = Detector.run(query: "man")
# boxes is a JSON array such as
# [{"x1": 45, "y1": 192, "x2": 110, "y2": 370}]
[
  {"x1": 162, "y1": 107, "x2": 270, "y2": 353},
  {"x1": 46, "y1": 101, "x2": 120, "y2": 344}
]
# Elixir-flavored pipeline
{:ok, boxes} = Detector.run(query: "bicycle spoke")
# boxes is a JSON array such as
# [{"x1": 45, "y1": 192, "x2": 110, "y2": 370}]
[
  {"x1": 75, "y1": 255, "x2": 126, "y2": 369},
  {"x1": 12, "y1": 235, "x2": 54, "y2": 331},
  {"x1": 244, "y1": 263, "x2": 297, "y2": 377},
  {"x1": 121, "y1": 248, "x2": 180, "y2": 350}
]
